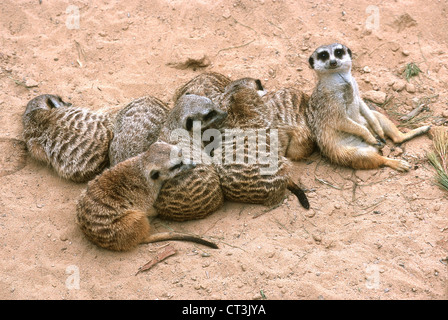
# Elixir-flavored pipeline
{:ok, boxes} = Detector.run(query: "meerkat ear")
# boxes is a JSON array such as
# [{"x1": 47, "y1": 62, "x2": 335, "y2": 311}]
[
  {"x1": 347, "y1": 47, "x2": 352, "y2": 58},
  {"x1": 308, "y1": 56, "x2": 315, "y2": 69}
]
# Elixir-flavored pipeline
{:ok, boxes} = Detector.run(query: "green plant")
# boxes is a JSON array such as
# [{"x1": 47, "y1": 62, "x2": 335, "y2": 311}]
[
  {"x1": 403, "y1": 62, "x2": 422, "y2": 82},
  {"x1": 427, "y1": 129, "x2": 448, "y2": 192}
]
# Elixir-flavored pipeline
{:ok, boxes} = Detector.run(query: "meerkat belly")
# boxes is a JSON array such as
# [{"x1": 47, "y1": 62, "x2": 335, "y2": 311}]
[{"x1": 46, "y1": 108, "x2": 112, "y2": 182}]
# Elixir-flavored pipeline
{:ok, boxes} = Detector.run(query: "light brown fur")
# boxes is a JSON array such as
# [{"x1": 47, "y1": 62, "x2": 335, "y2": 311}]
[
  {"x1": 307, "y1": 43, "x2": 430, "y2": 171},
  {"x1": 76, "y1": 141, "x2": 218, "y2": 251}
]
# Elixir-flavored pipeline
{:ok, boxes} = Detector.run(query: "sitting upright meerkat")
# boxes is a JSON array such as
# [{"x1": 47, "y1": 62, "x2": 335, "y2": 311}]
[
  {"x1": 306, "y1": 43, "x2": 431, "y2": 171},
  {"x1": 108, "y1": 95, "x2": 170, "y2": 167},
  {"x1": 76, "y1": 141, "x2": 218, "y2": 251},
  {"x1": 22, "y1": 94, "x2": 114, "y2": 182}
]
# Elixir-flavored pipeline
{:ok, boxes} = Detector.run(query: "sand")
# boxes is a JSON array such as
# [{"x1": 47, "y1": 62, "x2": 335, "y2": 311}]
[{"x1": 0, "y1": 0, "x2": 447, "y2": 300}]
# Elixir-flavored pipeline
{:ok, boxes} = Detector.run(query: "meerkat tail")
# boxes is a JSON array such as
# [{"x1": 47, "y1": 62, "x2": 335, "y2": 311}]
[
  {"x1": 145, "y1": 232, "x2": 219, "y2": 249},
  {"x1": 287, "y1": 181, "x2": 310, "y2": 209}
]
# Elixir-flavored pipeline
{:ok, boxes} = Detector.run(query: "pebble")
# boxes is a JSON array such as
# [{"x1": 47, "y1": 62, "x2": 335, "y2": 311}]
[
  {"x1": 402, "y1": 50, "x2": 410, "y2": 56},
  {"x1": 363, "y1": 66, "x2": 371, "y2": 73},
  {"x1": 442, "y1": 110, "x2": 448, "y2": 118},
  {"x1": 392, "y1": 80, "x2": 406, "y2": 92},
  {"x1": 405, "y1": 83, "x2": 416, "y2": 93},
  {"x1": 25, "y1": 78, "x2": 39, "y2": 88},
  {"x1": 362, "y1": 90, "x2": 387, "y2": 104}
]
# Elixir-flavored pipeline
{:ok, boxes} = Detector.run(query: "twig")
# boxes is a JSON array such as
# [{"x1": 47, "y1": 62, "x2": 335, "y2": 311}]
[
  {"x1": 135, "y1": 245, "x2": 177, "y2": 275},
  {"x1": 215, "y1": 39, "x2": 255, "y2": 56},
  {"x1": 399, "y1": 104, "x2": 427, "y2": 122}
]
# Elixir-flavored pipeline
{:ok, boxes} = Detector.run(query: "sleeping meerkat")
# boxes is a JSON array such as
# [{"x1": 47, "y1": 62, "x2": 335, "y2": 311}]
[
  {"x1": 173, "y1": 72, "x2": 232, "y2": 104},
  {"x1": 109, "y1": 96, "x2": 170, "y2": 167},
  {"x1": 306, "y1": 43, "x2": 430, "y2": 171},
  {"x1": 76, "y1": 141, "x2": 218, "y2": 251},
  {"x1": 215, "y1": 79, "x2": 310, "y2": 208},
  {"x1": 154, "y1": 94, "x2": 227, "y2": 221},
  {"x1": 22, "y1": 94, "x2": 114, "y2": 182},
  {"x1": 262, "y1": 88, "x2": 315, "y2": 161}
]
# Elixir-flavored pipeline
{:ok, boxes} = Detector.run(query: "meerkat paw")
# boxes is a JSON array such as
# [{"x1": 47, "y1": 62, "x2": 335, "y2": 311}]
[{"x1": 386, "y1": 159, "x2": 411, "y2": 172}]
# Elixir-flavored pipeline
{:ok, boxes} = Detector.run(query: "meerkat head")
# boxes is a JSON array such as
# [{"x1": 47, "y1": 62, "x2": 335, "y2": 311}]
[
  {"x1": 222, "y1": 77, "x2": 267, "y2": 97},
  {"x1": 24, "y1": 94, "x2": 72, "y2": 115},
  {"x1": 308, "y1": 43, "x2": 352, "y2": 74},
  {"x1": 218, "y1": 78, "x2": 267, "y2": 125},
  {"x1": 143, "y1": 141, "x2": 195, "y2": 185},
  {"x1": 172, "y1": 94, "x2": 228, "y2": 132}
]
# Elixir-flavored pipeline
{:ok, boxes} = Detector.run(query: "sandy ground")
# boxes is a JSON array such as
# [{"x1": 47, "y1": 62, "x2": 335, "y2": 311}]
[{"x1": 0, "y1": 0, "x2": 447, "y2": 300}]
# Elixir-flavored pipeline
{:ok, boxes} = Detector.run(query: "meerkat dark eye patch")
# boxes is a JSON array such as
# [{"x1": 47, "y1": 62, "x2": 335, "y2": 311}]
[
  {"x1": 203, "y1": 110, "x2": 217, "y2": 122},
  {"x1": 185, "y1": 117, "x2": 193, "y2": 131},
  {"x1": 169, "y1": 161, "x2": 183, "y2": 171},
  {"x1": 317, "y1": 51, "x2": 329, "y2": 61},
  {"x1": 150, "y1": 170, "x2": 160, "y2": 180},
  {"x1": 255, "y1": 79, "x2": 264, "y2": 91},
  {"x1": 347, "y1": 47, "x2": 352, "y2": 58},
  {"x1": 334, "y1": 48, "x2": 345, "y2": 59}
]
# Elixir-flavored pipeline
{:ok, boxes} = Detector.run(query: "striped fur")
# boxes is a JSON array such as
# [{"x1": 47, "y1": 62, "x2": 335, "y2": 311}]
[
  {"x1": 22, "y1": 94, "x2": 113, "y2": 182},
  {"x1": 173, "y1": 71, "x2": 231, "y2": 104},
  {"x1": 109, "y1": 96, "x2": 170, "y2": 166}
]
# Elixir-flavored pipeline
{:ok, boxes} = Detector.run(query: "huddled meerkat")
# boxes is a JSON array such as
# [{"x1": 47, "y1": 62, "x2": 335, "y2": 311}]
[
  {"x1": 262, "y1": 88, "x2": 315, "y2": 161},
  {"x1": 214, "y1": 78, "x2": 310, "y2": 208},
  {"x1": 307, "y1": 43, "x2": 431, "y2": 171},
  {"x1": 22, "y1": 94, "x2": 114, "y2": 182},
  {"x1": 109, "y1": 93, "x2": 227, "y2": 221},
  {"x1": 173, "y1": 71, "x2": 231, "y2": 104},
  {"x1": 154, "y1": 94, "x2": 227, "y2": 221},
  {"x1": 109, "y1": 95, "x2": 170, "y2": 167},
  {"x1": 76, "y1": 141, "x2": 218, "y2": 251}
]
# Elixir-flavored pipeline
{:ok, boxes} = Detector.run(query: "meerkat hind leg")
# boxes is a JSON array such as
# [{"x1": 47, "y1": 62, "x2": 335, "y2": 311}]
[
  {"x1": 341, "y1": 146, "x2": 411, "y2": 172},
  {"x1": 372, "y1": 111, "x2": 431, "y2": 144}
]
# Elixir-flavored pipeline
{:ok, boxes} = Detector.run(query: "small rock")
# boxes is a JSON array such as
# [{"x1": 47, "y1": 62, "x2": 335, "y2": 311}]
[
  {"x1": 25, "y1": 78, "x2": 39, "y2": 88},
  {"x1": 363, "y1": 66, "x2": 371, "y2": 73},
  {"x1": 441, "y1": 110, "x2": 448, "y2": 118},
  {"x1": 362, "y1": 90, "x2": 387, "y2": 104},
  {"x1": 402, "y1": 50, "x2": 410, "y2": 56},
  {"x1": 405, "y1": 83, "x2": 416, "y2": 93},
  {"x1": 392, "y1": 80, "x2": 406, "y2": 92},
  {"x1": 312, "y1": 234, "x2": 322, "y2": 243}
]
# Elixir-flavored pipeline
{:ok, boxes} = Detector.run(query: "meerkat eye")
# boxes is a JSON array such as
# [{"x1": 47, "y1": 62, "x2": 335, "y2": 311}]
[
  {"x1": 185, "y1": 117, "x2": 193, "y2": 131},
  {"x1": 255, "y1": 79, "x2": 264, "y2": 91},
  {"x1": 169, "y1": 161, "x2": 183, "y2": 171},
  {"x1": 334, "y1": 48, "x2": 345, "y2": 59},
  {"x1": 150, "y1": 170, "x2": 160, "y2": 180},
  {"x1": 203, "y1": 110, "x2": 217, "y2": 122},
  {"x1": 317, "y1": 51, "x2": 329, "y2": 61}
]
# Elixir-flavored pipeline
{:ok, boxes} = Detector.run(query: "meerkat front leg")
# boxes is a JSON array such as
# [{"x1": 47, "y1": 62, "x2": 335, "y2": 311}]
[
  {"x1": 359, "y1": 100, "x2": 386, "y2": 143},
  {"x1": 335, "y1": 116, "x2": 381, "y2": 146}
]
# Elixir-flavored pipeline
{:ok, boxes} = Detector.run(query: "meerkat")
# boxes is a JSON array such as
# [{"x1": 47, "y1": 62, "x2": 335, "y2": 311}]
[
  {"x1": 307, "y1": 43, "x2": 431, "y2": 171},
  {"x1": 154, "y1": 94, "x2": 227, "y2": 221},
  {"x1": 172, "y1": 72, "x2": 232, "y2": 104},
  {"x1": 109, "y1": 95, "x2": 170, "y2": 167},
  {"x1": 262, "y1": 88, "x2": 315, "y2": 161},
  {"x1": 76, "y1": 141, "x2": 218, "y2": 251},
  {"x1": 108, "y1": 93, "x2": 228, "y2": 222},
  {"x1": 22, "y1": 94, "x2": 114, "y2": 182},
  {"x1": 214, "y1": 79, "x2": 310, "y2": 208}
]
